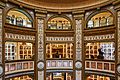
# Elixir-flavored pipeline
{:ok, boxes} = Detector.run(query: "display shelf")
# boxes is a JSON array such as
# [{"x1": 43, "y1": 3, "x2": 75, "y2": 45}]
[
  {"x1": 5, "y1": 42, "x2": 16, "y2": 60},
  {"x1": 5, "y1": 42, "x2": 33, "y2": 61},
  {"x1": 46, "y1": 43, "x2": 73, "y2": 59},
  {"x1": 85, "y1": 42, "x2": 115, "y2": 60}
]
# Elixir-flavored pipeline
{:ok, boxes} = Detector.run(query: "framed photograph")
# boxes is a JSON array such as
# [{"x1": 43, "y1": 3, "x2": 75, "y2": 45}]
[
  {"x1": 51, "y1": 61, "x2": 56, "y2": 67},
  {"x1": 10, "y1": 64, "x2": 16, "y2": 71},
  {"x1": 69, "y1": 61, "x2": 73, "y2": 67},
  {"x1": 63, "y1": 61, "x2": 68, "y2": 67},
  {"x1": 47, "y1": 61, "x2": 51, "y2": 67},
  {"x1": 17, "y1": 63, "x2": 22, "y2": 70},
  {"x1": 104, "y1": 63, "x2": 109, "y2": 70},
  {"x1": 111, "y1": 64, "x2": 115, "y2": 71},
  {"x1": 30, "y1": 62, "x2": 33, "y2": 69},
  {"x1": 97, "y1": 63, "x2": 102, "y2": 69},
  {"x1": 23, "y1": 63, "x2": 28, "y2": 69},
  {"x1": 57, "y1": 61, "x2": 62, "y2": 67},
  {"x1": 86, "y1": 62, "x2": 90, "y2": 68},
  {"x1": 91, "y1": 62, "x2": 96, "y2": 68},
  {"x1": 5, "y1": 64, "x2": 9, "y2": 72}
]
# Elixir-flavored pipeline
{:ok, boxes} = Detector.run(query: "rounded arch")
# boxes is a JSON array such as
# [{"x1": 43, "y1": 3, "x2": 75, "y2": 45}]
[
  {"x1": 5, "y1": 7, "x2": 33, "y2": 27},
  {"x1": 86, "y1": 9, "x2": 114, "y2": 28},
  {"x1": 47, "y1": 14, "x2": 72, "y2": 30},
  {"x1": 6, "y1": 7, "x2": 33, "y2": 21}
]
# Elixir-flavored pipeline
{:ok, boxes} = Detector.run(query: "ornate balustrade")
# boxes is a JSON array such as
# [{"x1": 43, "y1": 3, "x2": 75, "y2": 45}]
[
  {"x1": 85, "y1": 60, "x2": 115, "y2": 73},
  {"x1": 5, "y1": 60, "x2": 34, "y2": 75},
  {"x1": 46, "y1": 60, "x2": 73, "y2": 69}
]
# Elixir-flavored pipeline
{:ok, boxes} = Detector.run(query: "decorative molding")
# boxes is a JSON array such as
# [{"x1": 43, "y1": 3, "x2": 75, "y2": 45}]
[
  {"x1": 46, "y1": 60, "x2": 73, "y2": 69},
  {"x1": 38, "y1": 71, "x2": 44, "y2": 80},
  {"x1": 76, "y1": 71, "x2": 82, "y2": 80},
  {"x1": 74, "y1": 14, "x2": 84, "y2": 19},
  {"x1": 75, "y1": 19, "x2": 82, "y2": 61},
  {"x1": 85, "y1": 71, "x2": 115, "y2": 77},
  {"x1": 84, "y1": 34, "x2": 114, "y2": 41},
  {"x1": 0, "y1": 1, "x2": 5, "y2": 8},
  {"x1": 75, "y1": 61, "x2": 82, "y2": 70},
  {"x1": 46, "y1": 70, "x2": 73, "y2": 72},
  {"x1": 117, "y1": 11, "x2": 120, "y2": 63},
  {"x1": 0, "y1": 9, "x2": 2, "y2": 64},
  {"x1": 5, "y1": 33, "x2": 35, "y2": 41},
  {"x1": 5, "y1": 71, "x2": 34, "y2": 79},
  {"x1": 37, "y1": 61, "x2": 44, "y2": 71},
  {"x1": 5, "y1": 61, "x2": 34, "y2": 75},
  {"x1": 75, "y1": 18, "x2": 82, "y2": 80},
  {"x1": 38, "y1": 19, "x2": 44, "y2": 61},
  {"x1": 46, "y1": 37, "x2": 74, "y2": 42},
  {"x1": 117, "y1": 64, "x2": 120, "y2": 74},
  {"x1": 37, "y1": 18, "x2": 44, "y2": 80}
]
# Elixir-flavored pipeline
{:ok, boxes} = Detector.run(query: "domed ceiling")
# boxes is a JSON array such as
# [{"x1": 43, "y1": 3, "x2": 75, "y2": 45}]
[{"x1": 14, "y1": 0, "x2": 114, "y2": 10}]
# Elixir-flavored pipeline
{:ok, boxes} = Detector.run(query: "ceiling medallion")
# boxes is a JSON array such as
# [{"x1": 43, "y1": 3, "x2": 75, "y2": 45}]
[
  {"x1": 75, "y1": 61, "x2": 82, "y2": 70},
  {"x1": 37, "y1": 61, "x2": 44, "y2": 71}
]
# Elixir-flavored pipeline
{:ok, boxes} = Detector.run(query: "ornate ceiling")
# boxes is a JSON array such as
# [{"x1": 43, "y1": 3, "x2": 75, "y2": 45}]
[{"x1": 12, "y1": 0, "x2": 115, "y2": 10}]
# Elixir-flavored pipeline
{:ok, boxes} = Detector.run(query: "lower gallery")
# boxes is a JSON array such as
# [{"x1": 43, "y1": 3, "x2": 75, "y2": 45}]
[{"x1": 0, "y1": 0, "x2": 120, "y2": 80}]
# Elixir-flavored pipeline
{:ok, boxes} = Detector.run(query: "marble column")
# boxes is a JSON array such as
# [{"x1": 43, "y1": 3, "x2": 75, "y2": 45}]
[
  {"x1": 37, "y1": 18, "x2": 44, "y2": 80},
  {"x1": 74, "y1": 14, "x2": 83, "y2": 80}
]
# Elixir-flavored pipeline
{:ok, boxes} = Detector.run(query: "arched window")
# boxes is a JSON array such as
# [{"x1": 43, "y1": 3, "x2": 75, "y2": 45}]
[
  {"x1": 87, "y1": 11, "x2": 114, "y2": 28},
  {"x1": 48, "y1": 17, "x2": 71, "y2": 30},
  {"x1": 88, "y1": 19, "x2": 94, "y2": 28},
  {"x1": 6, "y1": 8, "x2": 33, "y2": 28}
]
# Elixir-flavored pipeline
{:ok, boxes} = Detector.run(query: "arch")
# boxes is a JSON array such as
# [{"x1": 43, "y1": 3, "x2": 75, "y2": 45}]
[
  {"x1": 86, "y1": 9, "x2": 114, "y2": 28},
  {"x1": 6, "y1": 8, "x2": 33, "y2": 27},
  {"x1": 47, "y1": 15, "x2": 72, "y2": 30}
]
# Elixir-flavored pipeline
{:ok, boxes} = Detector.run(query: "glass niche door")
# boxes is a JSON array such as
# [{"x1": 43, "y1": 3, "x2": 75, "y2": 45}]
[{"x1": 46, "y1": 72, "x2": 73, "y2": 80}]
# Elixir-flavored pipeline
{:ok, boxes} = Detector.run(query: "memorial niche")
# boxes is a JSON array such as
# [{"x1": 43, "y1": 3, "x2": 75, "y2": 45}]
[
  {"x1": 6, "y1": 8, "x2": 33, "y2": 27},
  {"x1": 87, "y1": 11, "x2": 114, "y2": 28}
]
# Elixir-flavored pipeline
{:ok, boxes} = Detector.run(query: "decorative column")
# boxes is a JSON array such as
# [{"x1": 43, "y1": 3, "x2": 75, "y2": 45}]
[
  {"x1": 0, "y1": 1, "x2": 5, "y2": 80},
  {"x1": 74, "y1": 14, "x2": 84, "y2": 80},
  {"x1": 117, "y1": 11, "x2": 120, "y2": 80},
  {"x1": 36, "y1": 13, "x2": 46, "y2": 80}
]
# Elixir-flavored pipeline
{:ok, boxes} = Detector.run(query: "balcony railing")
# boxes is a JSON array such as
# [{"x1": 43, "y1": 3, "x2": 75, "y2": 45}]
[
  {"x1": 46, "y1": 60, "x2": 73, "y2": 69},
  {"x1": 85, "y1": 60, "x2": 115, "y2": 73},
  {"x1": 5, "y1": 60, "x2": 34, "y2": 75}
]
